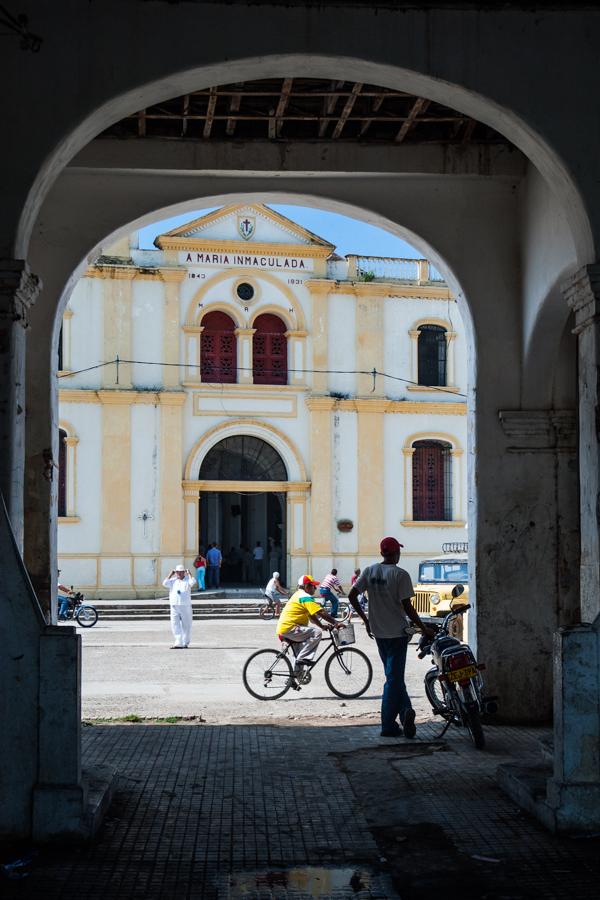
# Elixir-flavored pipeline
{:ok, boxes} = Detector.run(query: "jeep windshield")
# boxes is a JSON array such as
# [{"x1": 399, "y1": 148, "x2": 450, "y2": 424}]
[{"x1": 418, "y1": 561, "x2": 468, "y2": 584}]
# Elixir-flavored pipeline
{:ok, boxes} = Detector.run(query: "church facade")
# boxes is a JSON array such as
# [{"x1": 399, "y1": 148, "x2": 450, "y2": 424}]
[{"x1": 57, "y1": 204, "x2": 467, "y2": 596}]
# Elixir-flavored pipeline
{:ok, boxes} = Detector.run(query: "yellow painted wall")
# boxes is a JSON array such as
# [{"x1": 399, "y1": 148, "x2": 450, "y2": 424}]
[{"x1": 101, "y1": 399, "x2": 131, "y2": 552}]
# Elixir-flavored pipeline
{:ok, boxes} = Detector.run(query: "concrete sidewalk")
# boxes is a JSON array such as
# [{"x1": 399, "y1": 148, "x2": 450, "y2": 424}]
[{"x1": 2, "y1": 723, "x2": 599, "y2": 899}]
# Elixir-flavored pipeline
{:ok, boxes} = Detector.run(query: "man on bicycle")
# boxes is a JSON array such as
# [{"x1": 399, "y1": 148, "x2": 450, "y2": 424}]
[
  {"x1": 318, "y1": 568, "x2": 344, "y2": 618},
  {"x1": 264, "y1": 571, "x2": 288, "y2": 616},
  {"x1": 277, "y1": 575, "x2": 341, "y2": 677}
]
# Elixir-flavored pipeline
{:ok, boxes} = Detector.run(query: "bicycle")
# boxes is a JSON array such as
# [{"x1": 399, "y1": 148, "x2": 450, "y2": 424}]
[
  {"x1": 319, "y1": 594, "x2": 350, "y2": 620},
  {"x1": 242, "y1": 619, "x2": 372, "y2": 700},
  {"x1": 258, "y1": 590, "x2": 282, "y2": 620}
]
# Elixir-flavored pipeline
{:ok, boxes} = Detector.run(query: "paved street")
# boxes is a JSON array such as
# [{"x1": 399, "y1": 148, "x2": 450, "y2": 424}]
[{"x1": 79, "y1": 618, "x2": 433, "y2": 724}]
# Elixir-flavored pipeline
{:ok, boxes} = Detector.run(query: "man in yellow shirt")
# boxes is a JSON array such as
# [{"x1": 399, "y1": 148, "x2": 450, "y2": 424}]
[{"x1": 277, "y1": 574, "x2": 341, "y2": 676}]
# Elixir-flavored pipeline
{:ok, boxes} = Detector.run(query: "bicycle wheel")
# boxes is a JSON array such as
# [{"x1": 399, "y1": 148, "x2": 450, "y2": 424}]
[
  {"x1": 465, "y1": 706, "x2": 485, "y2": 750},
  {"x1": 336, "y1": 600, "x2": 350, "y2": 619},
  {"x1": 243, "y1": 649, "x2": 293, "y2": 700},
  {"x1": 259, "y1": 603, "x2": 275, "y2": 620},
  {"x1": 325, "y1": 647, "x2": 372, "y2": 699},
  {"x1": 76, "y1": 605, "x2": 98, "y2": 627}
]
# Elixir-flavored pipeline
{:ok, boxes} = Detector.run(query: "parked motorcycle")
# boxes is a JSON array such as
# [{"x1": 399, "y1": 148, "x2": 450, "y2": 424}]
[
  {"x1": 417, "y1": 584, "x2": 497, "y2": 749},
  {"x1": 59, "y1": 591, "x2": 99, "y2": 628}
]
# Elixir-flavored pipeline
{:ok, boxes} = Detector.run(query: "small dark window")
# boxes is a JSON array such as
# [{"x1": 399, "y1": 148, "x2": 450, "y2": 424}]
[
  {"x1": 418, "y1": 324, "x2": 447, "y2": 386},
  {"x1": 58, "y1": 428, "x2": 67, "y2": 517},
  {"x1": 412, "y1": 440, "x2": 452, "y2": 521},
  {"x1": 236, "y1": 282, "x2": 254, "y2": 302},
  {"x1": 252, "y1": 314, "x2": 287, "y2": 385},
  {"x1": 57, "y1": 325, "x2": 64, "y2": 371},
  {"x1": 201, "y1": 311, "x2": 237, "y2": 383}
]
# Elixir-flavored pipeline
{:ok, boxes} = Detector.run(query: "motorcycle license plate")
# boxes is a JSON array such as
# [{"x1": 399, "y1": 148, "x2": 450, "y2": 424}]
[{"x1": 447, "y1": 665, "x2": 478, "y2": 682}]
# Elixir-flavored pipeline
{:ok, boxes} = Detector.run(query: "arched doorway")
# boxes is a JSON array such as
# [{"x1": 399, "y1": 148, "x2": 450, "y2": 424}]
[{"x1": 199, "y1": 435, "x2": 287, "y2": 585}]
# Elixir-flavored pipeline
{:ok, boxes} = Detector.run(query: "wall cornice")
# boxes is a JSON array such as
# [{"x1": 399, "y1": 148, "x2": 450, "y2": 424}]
[
  {"x1": 157, "y1": 237, "x2": 332, "y2": 259},
  {"x1": 305, "y1": 396, "x2": 466, "y2": 415},
  {"x1": 86, "y1": 265, "x2": 186, "y2": 282},
  {"x1": 305, "y1": 279, "x2": 452, "y2": 300},
  {"x1": 59, "y1": 389, "x2": 187, "y2": 406}
]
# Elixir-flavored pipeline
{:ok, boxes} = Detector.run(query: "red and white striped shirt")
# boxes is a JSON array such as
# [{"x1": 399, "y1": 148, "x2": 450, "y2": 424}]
[{"x1": 320, "y1": 573, "x2": 341, "y2": 591}]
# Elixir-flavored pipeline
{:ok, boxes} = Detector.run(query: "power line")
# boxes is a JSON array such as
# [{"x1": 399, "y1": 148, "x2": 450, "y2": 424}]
[{"x1": 57, "y1": 356, "x2": 467, "y2": 399}]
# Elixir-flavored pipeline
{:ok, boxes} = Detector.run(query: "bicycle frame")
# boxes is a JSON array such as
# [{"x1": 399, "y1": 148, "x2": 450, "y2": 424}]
[{"x1": 277, "y1": 630, "x2": 350, "y2": 672}]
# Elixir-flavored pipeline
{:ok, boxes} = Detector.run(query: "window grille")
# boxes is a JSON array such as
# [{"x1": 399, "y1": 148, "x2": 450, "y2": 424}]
[
  {"x1": 201, "y1": 311, "x2": 237, "y2": 383},
  {"x1": 417, "y1": 324, "x2": 447, "y2": 386},
  {"x1": 252, "y1": 313, "x2": 287, "y2": 385},
  {"x1": 199, "y1": 435, "x2": 287, "y2": 481},
  {"x1": 412, "y1": 439, "x2": 452, "y2": 521},
  {"x1": 58, "y1": 428, "x2": 67, "y2": 517}
]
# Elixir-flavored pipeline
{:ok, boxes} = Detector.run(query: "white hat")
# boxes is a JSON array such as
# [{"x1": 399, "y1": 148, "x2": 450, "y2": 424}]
[
  {"x1": 273, "y1": 571, "x2": 280, "y2": 579},
  {"x1": 175, "y1": 564, "x2": 185, "y2": 572}
]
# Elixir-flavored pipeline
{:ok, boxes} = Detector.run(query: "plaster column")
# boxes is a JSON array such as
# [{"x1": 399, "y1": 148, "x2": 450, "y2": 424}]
[
  {"x1": 183, "y1": 485, "x2": 199, "y2": 557},
  {"x1": 162, "y1": 273, "x2": 185, "y2": 388},
  {"x1": 402, "y1": 446, "x2": 415, "y2": 521},
  {"x1": 446, "y1": 331, "x2": 457, "y2": 386},
  {"x1": 99, "y1": 393, "x2": 132, "y2": 560},
  {"x1": 159, "y1": 393, "x2": 185, "y2": 560},
  {"x1": 356, "y1": 289, "x2": 384, "y2": 397},
  {"x1": 357, "y1": 401, "x2": 386, "y2": 554},
  {"x1": 183, "y1": 325, "x2": 203, "y2": 383},
  {"x1": 309, "y1": 287, "x2": 328, "y2": 393},
  {"x1": 101, "y1": 269, "x2": 134, "y2": 389},
  {"x1": 286, "y1": 330, "x2": 307, "y2": 386},
  {"x1": 0, "y1": 260, "x2": 40, "y2": 546},
  {"x1": 64, "y1": 434, "x2": 79, "y2": 518},
  {"x1": 450, "y1": 447, "x2": 463, "y2": 520},
  {"x1": 565, "y1": 265, "x2": 600, "y2": 623},
  {"x1": 59, "y1": 307, "x2": 73, "y2": 373},
  {"x1": 306, "y1": 397, "x2": 332, "y2": 555},
  {"x1": 235, "y1": 327, "x2": 255, "y2": 384}
]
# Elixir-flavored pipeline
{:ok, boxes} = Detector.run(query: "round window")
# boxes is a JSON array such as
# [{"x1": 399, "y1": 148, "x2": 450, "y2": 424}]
[{"x1": 236, "y1": 282, "x2": 255, "y2": 302}]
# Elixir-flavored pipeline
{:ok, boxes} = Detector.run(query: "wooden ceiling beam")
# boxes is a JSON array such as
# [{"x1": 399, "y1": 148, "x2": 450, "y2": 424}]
[
  {"x1": 358, "y1": 93, "x2": 385, "y2": 138},
  {"x1": 319, "y1": 80, "x2": 345, "y2": 138},
  {"x1": 269, "y1": 77, "x2": 293, "y2": 139},
  {"x1": 181, "y1": 95, "x2": 190, "y2": 137},
  {"x1": 395, "y1": 97, "x2": 429, "y2": 143},
  {"x1": 137, "y1": 110, "x2": 146, "y2": 137},
  {"x1": 225, "y1": 92, "x2": 241, "y2": 136},
  {"x1": 331, "y1": 82, "x2": 363, "y2": 139},
  {"x1": 203, "y1": 87, "x2": 217, "y2": 139}
]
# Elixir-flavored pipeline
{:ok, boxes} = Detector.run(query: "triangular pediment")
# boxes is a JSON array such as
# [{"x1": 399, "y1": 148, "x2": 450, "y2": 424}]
[{"x1": 155, "y1": 203, "x2": 335, "y2": 256}]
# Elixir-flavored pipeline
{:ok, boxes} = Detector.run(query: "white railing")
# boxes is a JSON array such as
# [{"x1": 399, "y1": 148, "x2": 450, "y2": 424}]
[{"x1": 342, "y1": 255, "x2": 446, "y2": 284}]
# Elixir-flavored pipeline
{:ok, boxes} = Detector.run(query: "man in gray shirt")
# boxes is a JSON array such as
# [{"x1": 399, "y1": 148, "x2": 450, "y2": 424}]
[{"x1": 349, "y1": 536, "x2": 434, "y2": 738}]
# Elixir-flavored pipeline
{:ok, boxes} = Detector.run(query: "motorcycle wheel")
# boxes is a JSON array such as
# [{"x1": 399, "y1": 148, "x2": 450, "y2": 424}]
[
  {"x1": 465, "y1": 706, "x2": 485, "y2": 749},
  {"x1": 424, "y1": 669, "x2": 447, "y2": 715},
  {"x1": 259, "y1": 604, "x2": 274, "y2": 620},
  {"x1": 76, "y1": 605, "x2": 98, "y2": 627}
]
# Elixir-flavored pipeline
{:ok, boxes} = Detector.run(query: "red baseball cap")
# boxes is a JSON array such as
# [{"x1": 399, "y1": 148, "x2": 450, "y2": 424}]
[
  {"x1": 298, "y1": 574, "x2": 320, "y2": 588},
  {"x1": 380, "y1": 536, "x2": 404, "y2": 555}
]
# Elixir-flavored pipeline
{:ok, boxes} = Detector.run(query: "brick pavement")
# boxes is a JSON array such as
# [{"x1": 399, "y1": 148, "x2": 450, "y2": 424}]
[{"x1": 2, "y1": 723, "x2": 599, "y2": 899}]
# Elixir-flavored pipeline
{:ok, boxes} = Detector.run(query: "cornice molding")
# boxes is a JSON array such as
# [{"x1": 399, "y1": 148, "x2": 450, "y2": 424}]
[
  {"x1": 0, "y1": 259, "x2": 41, "y2": 325},
  {"x1": 305, "y1": 279, "x2": 452, "y2": 300},
  {"x1": 498, "y1": 409, "x2": 576, "y2": 452},
  {"x1": 59, "y1": 389, "x2": 187, "y2": 406},
  {"x1": 86, "y1": 265, "x2": 186, "y2": 282},
  {"x1": 306, "y1": 396, "x2": 466, "y2": 415},
  {"x1": 157, "y1": 237, "x2": 332, "y2": 259}
]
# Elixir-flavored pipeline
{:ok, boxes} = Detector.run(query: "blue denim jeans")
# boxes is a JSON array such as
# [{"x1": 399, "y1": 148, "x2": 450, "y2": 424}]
[
  {"x1": 319, "y1": 587, "x2": 338, "y2": 617},
  {"x1": 58, "y1": 595, "x2": 70, "y2": 618},
  {"x1": 207, "y1": 565, "x2": 220, "y2": 589},
  {"x1": 375, "y1": 636, "x2": 412, "y2": 731}
]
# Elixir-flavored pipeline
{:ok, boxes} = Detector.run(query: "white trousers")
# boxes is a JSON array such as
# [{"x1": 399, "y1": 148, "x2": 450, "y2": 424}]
[
  {"x1": 281, "y1": 624, "x2": 322, "y2": 664},
  {"x1": 170, "y1": 604, "x2": 193, "y2": 647}
]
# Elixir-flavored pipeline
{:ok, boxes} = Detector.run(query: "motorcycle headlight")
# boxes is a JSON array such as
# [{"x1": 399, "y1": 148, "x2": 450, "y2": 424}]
[{"x1": 430, "y1": 592, "x2": 441, "y2": 606}]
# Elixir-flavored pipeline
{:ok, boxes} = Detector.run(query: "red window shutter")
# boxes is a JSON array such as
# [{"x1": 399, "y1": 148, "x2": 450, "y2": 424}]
[
  {"x1": 58, "y1": 429, "x2": 67, "y2": 517},
  {"x1": 201, "y1": 311, "x2": 237, "y2": 383},
  {"x1": 413, "y1": 440, "x2": 446, "y2": 521},
  {"x1": 253, "y1": 314, "x2": 287, "y2": 385}
]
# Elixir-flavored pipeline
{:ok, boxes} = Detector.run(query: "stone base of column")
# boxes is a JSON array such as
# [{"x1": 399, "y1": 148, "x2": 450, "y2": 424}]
[{"x1": 32, "y1": 765, "x2": 117, "y2": 841}]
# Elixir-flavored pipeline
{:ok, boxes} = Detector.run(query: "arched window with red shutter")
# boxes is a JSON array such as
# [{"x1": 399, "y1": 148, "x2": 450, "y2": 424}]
[
  {"x1": 253, "y1": 314, "x2": 287, "y2": 385},
  {"x1": 412, "y1": 439, "x2": 452, "y2": 521},
  {"x1": 201, "y1": 311, "x2": 237, "y2": 383}
]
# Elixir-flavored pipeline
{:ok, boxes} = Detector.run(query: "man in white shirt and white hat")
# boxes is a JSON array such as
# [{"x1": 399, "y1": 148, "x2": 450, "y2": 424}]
[{"x1": 163, "y1": 564, "x2": 196, "y2": 649}]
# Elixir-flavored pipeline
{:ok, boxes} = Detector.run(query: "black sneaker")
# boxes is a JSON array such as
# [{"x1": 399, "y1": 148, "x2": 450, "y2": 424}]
[
  {"x1": 380, "y1": 723, "x2": 402, "y2": 737},
  {"x1": 402, "y1": 709, "x2": 416, "y2": 738}
]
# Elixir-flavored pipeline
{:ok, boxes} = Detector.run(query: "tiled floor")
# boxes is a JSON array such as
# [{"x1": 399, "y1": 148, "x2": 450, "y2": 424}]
[{"x1": 2, "y1": 723, "x2": 599, "y2": 898}]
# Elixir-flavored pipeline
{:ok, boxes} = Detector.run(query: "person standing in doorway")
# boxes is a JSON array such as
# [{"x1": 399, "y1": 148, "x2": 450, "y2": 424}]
[
  {"x1": 252, "y1": 541, "x2": 264, "y2": 584},
  {"x1": 206, "y1": 542, "x2": 222, "y2": 589},
  {"x1": 163, "y1": 564, "x2": 196, "y2": 649},
  {"x1": 349, "y1": 537, "x2": 434, "y2": 738},
  {"x1": 193, "y1": 551, "x2": 206, "y2": 591}
]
